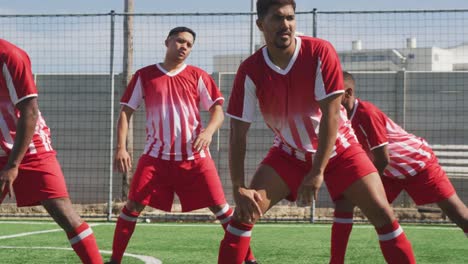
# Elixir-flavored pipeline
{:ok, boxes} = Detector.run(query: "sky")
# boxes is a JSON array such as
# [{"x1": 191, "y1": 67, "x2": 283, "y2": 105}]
[
  {"x1": 1, "y1": 0, "x2": 468, "y2": 14},
  {"x1": 1, "y1": 1, "x2": 467, "y2": 74}
]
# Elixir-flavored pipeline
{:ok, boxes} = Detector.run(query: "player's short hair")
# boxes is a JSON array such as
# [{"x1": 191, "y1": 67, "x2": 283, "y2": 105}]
[
  {"x1": 343, "y1": 71, "x2": 355, "y2": 86},
  {"x1": 167, "y1": 26, "x2": 196, "y2": 43},
  {"x1": 257, "y1": 0, "x2": 296, "y2": 19}
]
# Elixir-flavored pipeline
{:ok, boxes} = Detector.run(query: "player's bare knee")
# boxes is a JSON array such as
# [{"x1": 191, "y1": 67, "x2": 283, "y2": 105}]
[
  {"x1": 358, "y1": 201, "x2": 394, "y2": 227},
  {"x1": 125, "y1": 200, "x2": 145, "y2": 214}
]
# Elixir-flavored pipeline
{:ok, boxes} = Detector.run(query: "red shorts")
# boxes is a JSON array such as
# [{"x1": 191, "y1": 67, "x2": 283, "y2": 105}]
[
  {"x1": 261, "y1": 144, "x2": 377, "y2": 202},
  {"x1": 128, "y1": 154, "x2": 226, "y2": 212},
  {"x1": 0, "y1": 153, "x2": 69, "y2": 207},
  {"x1": 382, "y1": 159, "x2": 456, "y2": 205}
]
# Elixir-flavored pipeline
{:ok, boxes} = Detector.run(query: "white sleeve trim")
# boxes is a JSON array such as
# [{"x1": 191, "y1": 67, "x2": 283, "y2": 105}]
[
  {"x1": 316, "y1": 89, "x2": 345, "y2": 101},
  {"x1": 226, "y1": 113, "x2": 253, "y2": 123},
  {"x1": 120, "y1": 102, "x2": 138, "y2": 110},
  {"x1": 370, "y1": 142, "x2": 389, "y2": 151},
  {"x1": 207, "y1": 97, "x2": 225, "y2": 110},
  {"x1": 15, "y1": 94, "x2": 38, "y2": 105}
]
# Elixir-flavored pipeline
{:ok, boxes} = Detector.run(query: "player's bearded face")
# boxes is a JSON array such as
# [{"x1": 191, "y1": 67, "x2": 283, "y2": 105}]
[{"x1": 259, "y1": 5, "x2": 296, "y2": 50}]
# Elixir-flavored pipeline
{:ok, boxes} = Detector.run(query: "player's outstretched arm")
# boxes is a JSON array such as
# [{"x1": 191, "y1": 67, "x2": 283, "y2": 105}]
[
  {"x1": 193, "y1": 104, "x2": 224, "y2": 152},
  {"x1": 229, "y1": 118, "x2": 262, "y2": 222},
  {"x1": 298, "y1": 93, "x2": 342, "y2": 205},
  {"x1": 371, "y1": 145, "x2": 390, "y2": 175},
  {"x1": 114, "y1": 105, "x2": 134, "y2": 173}
]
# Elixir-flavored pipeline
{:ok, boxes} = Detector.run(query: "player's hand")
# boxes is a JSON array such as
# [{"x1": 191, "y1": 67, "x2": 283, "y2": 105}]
[
  {"x1": 0, "y1": 164, "x2": 19, "y2": 201},
  {"x1": 233, "y1": 186, "x2": 263, "y2": 223},
  {"x1": 193, "y1": 129, "x2": 213, "y2": 152},
  {"x1": 114, "y1": 148, "x2": 132, "y2": 173},
  {"x1": 297, "y1": 169, "x2": 324, "y2": 206}
]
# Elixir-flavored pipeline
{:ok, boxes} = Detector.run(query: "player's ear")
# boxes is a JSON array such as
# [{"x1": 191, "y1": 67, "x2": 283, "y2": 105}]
[
  {"x1": 344, "y1": 88, "x2": 353, "y2": 98},
  {"x1": 165, "y1": 39, "x2": 169, "y2": 47},
  {"x1": 256, "y1": 19, "x2": 264, "y2": 32}
]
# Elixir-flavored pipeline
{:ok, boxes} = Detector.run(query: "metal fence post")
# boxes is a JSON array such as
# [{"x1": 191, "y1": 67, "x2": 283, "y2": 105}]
[
  {"x1": 312, "y1": 8, "x2": 318, "y2": 37},
  {"x1": 107, "y1": 10, "x2": 116, "y2": 222}
]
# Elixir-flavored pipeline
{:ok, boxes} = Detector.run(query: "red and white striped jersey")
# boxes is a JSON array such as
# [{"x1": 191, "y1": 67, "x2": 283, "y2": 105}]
[
  {"x1": 350, "y1": 99, "x2": 433, "y2": 179},
  {"x1": 121, "y1": 63, "x2": 224, "y2": 161},
  {"x1": 227, "y1": 36, "x2": 358, "y2": 158},
  {"x1": 0, "y1": 39, "x2": 54, "y2": 157}
]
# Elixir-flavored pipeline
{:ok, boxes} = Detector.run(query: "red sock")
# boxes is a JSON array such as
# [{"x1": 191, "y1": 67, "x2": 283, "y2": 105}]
[
  {"x1": 218, "y1": 220, "x2": 254, "y2": 264},
  {"x1": 66, "y1": 222, "x2": 102, "y2": 264},
  {"x1": 111, "y1": 207, "x2": 140, "y2": 263},
  {"x1": 376, "y1": 220, "x2": 416, "y2": 264},
  {"x1": 215, "y1": 205, "x2": 256, "y2": 262},
  {"x1": 464, "y1": 227, "x2": 468, "y2": 238},
  {"x1": 329, "y1": 211, "x2": 354, "y2": 264}
]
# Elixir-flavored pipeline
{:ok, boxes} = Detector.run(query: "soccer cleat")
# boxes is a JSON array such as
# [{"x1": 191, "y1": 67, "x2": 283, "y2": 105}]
[{"x1": 245, "y1": 261, "x2": 258, "y2": 264}]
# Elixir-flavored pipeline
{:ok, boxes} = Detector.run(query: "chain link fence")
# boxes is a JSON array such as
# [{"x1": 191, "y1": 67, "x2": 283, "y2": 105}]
[{"x1": 0, "y1": 9, "x2": 467, "y2": 222}]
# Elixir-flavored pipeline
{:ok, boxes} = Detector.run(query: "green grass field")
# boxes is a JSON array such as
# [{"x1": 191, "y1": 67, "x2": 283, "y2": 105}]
[{"x1": 0, "y1": 220, "x2": 466, "y2": 263}]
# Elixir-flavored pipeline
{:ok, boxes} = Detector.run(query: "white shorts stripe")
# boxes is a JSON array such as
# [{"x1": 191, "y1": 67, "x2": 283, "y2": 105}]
[
  {"x1": 215, "y1": 204, "x2": 230, "y2": 217},
  {"x1": 69, "y1": 228, "x2": 93, "y2": 245},
  {"x1": 227, "y1": 225, "x2": 252, "y2": 237},
  {"x1": 333, "y1": 217, "x2": 354, "y2": 224},
  {"x1": 378, "y1": 226, "x2": 404, "y2": 241},
  {"x1": 120, "y1": 212, "x2": 138, "y2": 222}
]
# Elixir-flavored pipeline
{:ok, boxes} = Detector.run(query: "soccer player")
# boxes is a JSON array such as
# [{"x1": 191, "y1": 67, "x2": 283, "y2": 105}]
[
  {"x1": 107, "y1": 27, "x2": 256, "y2": 264},
  {"x1": 329, "y1": 71, "x2": 468, "y2": 263},
  {"x1": 0, "y1": 39, "x2": 103, "y2": 263},
  {"x1": 218, "y1": 1, "x2": 416, "y2": 263}
]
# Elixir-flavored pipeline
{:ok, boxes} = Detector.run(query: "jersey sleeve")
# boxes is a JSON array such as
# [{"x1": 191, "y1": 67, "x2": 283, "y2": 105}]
[
  {"x1": 356, "y1": 106, "x2": 389, "y2": 150},
  {"x1": 120, "y1": 71, "x2": 144, "y2": 110},
  {"x1": 198, "y1": 71, "x2": 224, "y2": 111},
  {"x1": 226, "y1": 66, "x2": 257, "y2": 123},
  {"x1": 2, "y1": 50, "x2": 38, "y2": 105},
  {"x1": 313, "y1": 40, "x2": 345, "y2": 101}
]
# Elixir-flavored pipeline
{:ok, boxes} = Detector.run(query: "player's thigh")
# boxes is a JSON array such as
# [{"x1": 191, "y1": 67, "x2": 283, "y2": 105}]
[
  {"x1": 343, "y1": 172, "x2": 394, "y2": 227},
  {"x1": 437, "y1": 193, "x2": 468, "y2": 226},
  {"x1": 249, "y1": 164, "x2": 290, "y2": 214}
]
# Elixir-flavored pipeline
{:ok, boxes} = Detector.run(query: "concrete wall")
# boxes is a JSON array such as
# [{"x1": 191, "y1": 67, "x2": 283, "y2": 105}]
[{"x1": 33, "y1": 71, "x2": 468, "y2": 207}]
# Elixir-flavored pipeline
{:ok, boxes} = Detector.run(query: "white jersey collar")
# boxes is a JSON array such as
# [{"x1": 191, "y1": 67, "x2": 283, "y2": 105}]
[
  {"x1": 156, "y1": 63, "x2": 187, "y2": 77},
  {"x1": 262, "y1": 36, "x2": 301, "y2": 75}
]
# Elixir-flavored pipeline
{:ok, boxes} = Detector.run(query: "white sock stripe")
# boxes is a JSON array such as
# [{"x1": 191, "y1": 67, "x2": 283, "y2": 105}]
[
  {"x1": 120, "y1": 212, "x2": 138, "y2": 222},
  {"x1": 333, "y1": 217, "x2": 354, "y2": 224},
  {"x1": 69, "y1": 228, "x2": 93, "y2": 245},
  {"x1": 220, "y1": 215, "x2": 233, "y2": 225},
  {"x1": 378, "y1": 226, "x2": 404, "y2": 241},
  {"x1": 215, "y1": 204, "x2": 230, "y2": 217},
  {"x1": 227, "y1": 225, "x2": 252, "y2": 237}
]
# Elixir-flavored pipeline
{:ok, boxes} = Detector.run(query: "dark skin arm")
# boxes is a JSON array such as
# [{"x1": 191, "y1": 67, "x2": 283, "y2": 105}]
[
  {"x1": 229, "y1": 118, "x2": 263, "y2": 221},
  {"x1": 114, "y1": 105, "x2": 135, "y2": 173},
  {"x1": 371, "y1": 144, "x2": 390, "y2": 175},
  {"x1": 0, "y1": 97, "x2": 39, "y2": 197},
  {"x1": 193, "y1": 104, "x2": 224, "y2": 152},
  {"x1": 297, "y1": 93, "x2": 342, "y2": 205}
]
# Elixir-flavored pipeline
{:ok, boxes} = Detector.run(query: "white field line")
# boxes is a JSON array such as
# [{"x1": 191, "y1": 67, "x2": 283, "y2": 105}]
[
  {"x1": 0, "y1": 221, "x2": 460, "y2": 231},
  {"x1": 0, "y1": 223, "x2": 162, "y2": 264}
]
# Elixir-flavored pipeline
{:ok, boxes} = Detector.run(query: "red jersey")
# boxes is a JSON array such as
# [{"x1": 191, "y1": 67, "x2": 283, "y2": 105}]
[
  {"x1": 227, "y1": 36, "x2": 357, "y2": 159},
  {"x1": 350, "y1": 99, "x2": 433, "y2": 179},
  {"x1": 0, "y1": 39, "x2": 54, "y2": 157},
  {"x1": 121, "y1": 63, "x2": 224, "y2": 161}
]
